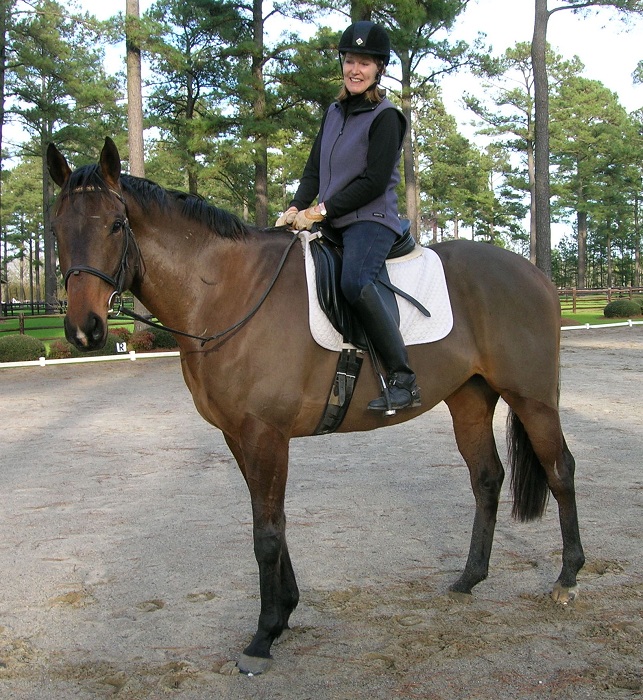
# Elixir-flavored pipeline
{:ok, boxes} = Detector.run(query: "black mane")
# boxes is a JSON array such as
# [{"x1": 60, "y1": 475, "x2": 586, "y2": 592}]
[{"x1": 62, "y1": 164, "x2": 251, "y2": 241}]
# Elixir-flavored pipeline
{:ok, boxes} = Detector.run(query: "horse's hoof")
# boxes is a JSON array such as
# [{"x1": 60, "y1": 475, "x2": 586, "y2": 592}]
[
  {"x1": 448, "y1": 576, "x2": 475, "y2": 595},
  {"x1": 237, "y1": 653, "x2": 273, "y2": 675},
  {"x1": 551, "y1": 581, "x2": 578, "y2": 605}
]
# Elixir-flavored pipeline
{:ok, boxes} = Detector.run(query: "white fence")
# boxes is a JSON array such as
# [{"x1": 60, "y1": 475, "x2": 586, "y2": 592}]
[
  {"x1": 1, "y1": 320, "x2": 641, "y2": 370},
  {"x1": 0, "y1": 349, "x2": 180, "y2": 369}
]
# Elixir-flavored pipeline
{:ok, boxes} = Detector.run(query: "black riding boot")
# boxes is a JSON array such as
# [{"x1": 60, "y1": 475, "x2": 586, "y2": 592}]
[{"x1": 352, "y1": 283, "x2": 421, "y2": 413}]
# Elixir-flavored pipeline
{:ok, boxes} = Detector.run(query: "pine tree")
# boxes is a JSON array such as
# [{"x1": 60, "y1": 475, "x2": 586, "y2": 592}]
[{"x1": 7, "y1": 0, "x2": 123, "y2": 309}]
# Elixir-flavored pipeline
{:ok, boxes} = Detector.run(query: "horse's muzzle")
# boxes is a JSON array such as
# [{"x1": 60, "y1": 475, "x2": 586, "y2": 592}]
[{"x1": 64, "y1": 311, "x2": 108, "y2": 350}]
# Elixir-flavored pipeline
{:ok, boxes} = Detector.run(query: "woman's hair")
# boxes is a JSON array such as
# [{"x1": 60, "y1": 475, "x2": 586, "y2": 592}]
[{"x1": 337, "y1": 56, "x2": 386, "y2": 103}]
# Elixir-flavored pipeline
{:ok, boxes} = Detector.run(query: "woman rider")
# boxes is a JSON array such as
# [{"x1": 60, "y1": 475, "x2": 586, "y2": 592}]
[{"x1": 277, "y1": 20, "x2": 420, "y2": 413}]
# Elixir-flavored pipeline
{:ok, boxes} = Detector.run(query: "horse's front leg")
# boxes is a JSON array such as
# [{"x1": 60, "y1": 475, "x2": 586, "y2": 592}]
[{"x1": 224, "y1": 418, "x2": 299, "y2": 674}]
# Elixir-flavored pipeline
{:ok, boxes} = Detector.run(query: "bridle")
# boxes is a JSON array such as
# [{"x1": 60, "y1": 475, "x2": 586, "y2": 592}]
[
  {"x1": 61, "y1": 184, "x2": 299, "y2": 347},
  {"x1": 63, "y1": 187, "x2": 139, "y2": 313}
]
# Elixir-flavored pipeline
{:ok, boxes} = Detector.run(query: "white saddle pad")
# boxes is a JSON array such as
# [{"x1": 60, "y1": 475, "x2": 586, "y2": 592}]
[{"x1": 299, "y1": 231, "x2": 454, "y2": 352}]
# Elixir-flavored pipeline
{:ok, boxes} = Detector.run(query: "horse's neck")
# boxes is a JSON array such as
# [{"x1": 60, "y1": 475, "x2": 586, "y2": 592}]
[{"x1": 129, "y1": 210, "x2": 264, "y2": 328}]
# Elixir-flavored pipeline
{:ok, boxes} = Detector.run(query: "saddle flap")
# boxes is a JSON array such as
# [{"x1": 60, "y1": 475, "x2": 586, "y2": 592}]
[{"x1": 309, "y1": 237, "x2": 398, "y2": 351}]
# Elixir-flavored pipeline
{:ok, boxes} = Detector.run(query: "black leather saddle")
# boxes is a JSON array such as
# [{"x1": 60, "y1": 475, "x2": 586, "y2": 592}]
[{"x1": 309, "y1": 220, "x2": 420, "y2": 351}]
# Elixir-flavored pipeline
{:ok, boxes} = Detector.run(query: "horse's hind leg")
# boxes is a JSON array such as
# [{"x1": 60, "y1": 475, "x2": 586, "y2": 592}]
[
  {"x1": 506, "y1": 398, "x2": 585, "y2": 603},
  {"x1": 223, "y1": 422, "x2": 299, "y2": 674},
  {"x1": 445, "y1": 376, "x2": 504, "y2": 594},
  {"x1": 551, "y1": 436, "x2": 585, "y2": 602}
]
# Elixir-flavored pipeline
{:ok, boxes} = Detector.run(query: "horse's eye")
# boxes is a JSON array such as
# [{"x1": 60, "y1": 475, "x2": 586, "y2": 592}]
[{"x1": 111, "y1": 220, "x2": 124, "y2": 234}]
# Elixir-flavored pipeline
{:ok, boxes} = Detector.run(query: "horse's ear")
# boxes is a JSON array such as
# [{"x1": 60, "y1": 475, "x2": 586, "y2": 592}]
[
  {"x1": 99, "y1": 137, "x2": 122, "y2": 187},
  {"x1": 47, "y1": 143, "x2": 72, "y2": 188}
]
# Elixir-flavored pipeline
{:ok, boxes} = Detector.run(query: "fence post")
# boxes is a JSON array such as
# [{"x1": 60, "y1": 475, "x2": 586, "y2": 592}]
[{"x1": 607, "y1": 287, "x2": 612, "y2": 303}]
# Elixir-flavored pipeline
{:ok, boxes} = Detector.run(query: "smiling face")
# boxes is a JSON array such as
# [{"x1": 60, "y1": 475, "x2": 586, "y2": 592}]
[{"x1": 342, "y1": 52, "x2": 381, "y2": 96}]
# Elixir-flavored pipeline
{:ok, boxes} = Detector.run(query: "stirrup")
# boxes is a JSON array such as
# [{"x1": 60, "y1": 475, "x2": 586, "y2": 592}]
[{"x1": 367, "y1": 382, "x2": 421, "y2": 415}]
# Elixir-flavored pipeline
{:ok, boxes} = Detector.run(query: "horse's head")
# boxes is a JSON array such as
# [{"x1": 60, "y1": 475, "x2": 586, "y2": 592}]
[{"x1": 47, "y1": 137, "x2": 139, "y2": 350}]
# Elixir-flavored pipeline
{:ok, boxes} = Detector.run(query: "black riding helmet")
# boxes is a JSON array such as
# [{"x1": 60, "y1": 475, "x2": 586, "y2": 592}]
[{"x1": 338, "y1": 21, "x2": 391, "y2": 66}]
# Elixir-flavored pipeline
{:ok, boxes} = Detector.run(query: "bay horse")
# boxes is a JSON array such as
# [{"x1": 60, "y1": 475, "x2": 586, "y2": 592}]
[{"x1": 47, "y1": 137, "x2": 584, "y2": 674}]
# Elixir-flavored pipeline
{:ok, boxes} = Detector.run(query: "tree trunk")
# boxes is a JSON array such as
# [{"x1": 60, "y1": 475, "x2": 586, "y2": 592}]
[
  {"x1": 126, "y1": 0, "x2": 149, "y2": 330},
  {"x1": 606, "y1": 226, "x2": 613, "y2": 289},
  {"x1": 532, "y1": 0, "x2": 552, "y2": 278},
  {"x1": 577, "y1": 208, "x2": 587, "y2": 289},
  {"x1": 252, "y1": 0, "x2": 268, "y2": 227},
  {"x1": 126, "y1": 0, "x2": 145, "y2": 178},
  {"x1": 0, "y1": 0, "x2": 7, "y2": 307},
  {"x1": 527, "y1": 138, "x2": 536, "y2": 264},
  {"x1": 35, "y1": 234, "x2": 41, "y2": 302},
  {"x1": 399, "y1": 50, "x2": 418, "y2": 238},
  {"x1": 185, "y1": 70, "x2": 198, "y2": 194},
  {"x1": 635, "y1": 193, "x2": 641, "y2": 287},
  {"x1": 350, "y1": 1, "x2": 373, "y2": 21}
]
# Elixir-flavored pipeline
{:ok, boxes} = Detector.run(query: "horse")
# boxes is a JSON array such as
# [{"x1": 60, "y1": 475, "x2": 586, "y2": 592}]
[{"x1": 46, "y1": 137, "x2": 584, "y2": 675}]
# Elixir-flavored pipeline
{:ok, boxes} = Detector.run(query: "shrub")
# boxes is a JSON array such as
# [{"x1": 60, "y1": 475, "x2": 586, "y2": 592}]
[
  {"x1": 603, "y1": 299, "x2": 642, "y2": 318},
  {"x1": 149, "y1": 327, "x2": 178, "y2": 349},
  {"x1": 0, "y1": 334, "x2": 47, "y2": 362},
  {"x1": 111, "y1": 326, "x2": 132, "y2": 342},
  {"x1": 129, "y1": 330, "x2": 154, "y2": 351},
  {"x1": 48, "y1": 338, "x2": 81, "y2": 359}
]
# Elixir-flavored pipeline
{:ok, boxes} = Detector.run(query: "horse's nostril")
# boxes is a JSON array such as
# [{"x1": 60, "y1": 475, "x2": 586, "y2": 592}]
[{"x1": 89, "y1": 314, "x2": 103, "y2": 341}]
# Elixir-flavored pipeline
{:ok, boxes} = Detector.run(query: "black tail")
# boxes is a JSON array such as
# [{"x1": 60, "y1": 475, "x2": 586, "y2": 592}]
[{"x1": 506, "y1": 409, "x2": 549, "y2": 521}]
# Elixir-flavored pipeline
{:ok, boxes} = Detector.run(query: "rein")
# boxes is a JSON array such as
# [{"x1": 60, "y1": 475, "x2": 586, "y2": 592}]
[{"x1": 64, "y1": 184, "x2": 299, "y2": 348}]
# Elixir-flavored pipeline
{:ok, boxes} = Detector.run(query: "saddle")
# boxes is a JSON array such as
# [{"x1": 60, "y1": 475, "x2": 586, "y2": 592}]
[{"x1": 309, "y1": 221, "x2": 421, "y2": 351}]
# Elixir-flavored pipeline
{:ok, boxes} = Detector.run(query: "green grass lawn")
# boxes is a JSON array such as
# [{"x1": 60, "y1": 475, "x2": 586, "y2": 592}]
[
  {"x1": 560, "y1": 313, "x2": 618, "y2": 326},
  {"x1": 559, "y1": 292, "x2": 642, "y2": 327},
  {"x1": 0, "y1": 315, "x2": 135, "y2": 350}
]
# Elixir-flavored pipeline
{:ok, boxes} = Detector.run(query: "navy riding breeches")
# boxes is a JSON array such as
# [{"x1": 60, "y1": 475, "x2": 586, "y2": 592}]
[{"x1": 339, "y1": 222, "x2": 397, "y2": 305}]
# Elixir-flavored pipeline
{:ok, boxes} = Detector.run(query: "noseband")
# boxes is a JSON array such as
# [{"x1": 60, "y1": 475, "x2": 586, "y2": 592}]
[{"x1": 62, "y1": 187, "x2": 139, "y2": 303}]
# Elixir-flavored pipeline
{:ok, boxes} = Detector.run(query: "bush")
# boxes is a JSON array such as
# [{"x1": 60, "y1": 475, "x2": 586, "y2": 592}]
[
  {"x1": 129, "y1": 330, "x2": 154, "y2": 351},
  {"x1": 149, "y1": 327, "x2": 178, "y2": 349},
  {"x1": 0, "y1": 334, "x2": 47, "y2": 362},
  {"x1": 603, "y1": 299, "x2": 642, "y2": 318},
  {"x1": 111, "y1": 326, "x2": 132, "y2": 342},
  {"x1": 48, "y1": 338, "x2": 81, "y2": 359}
]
